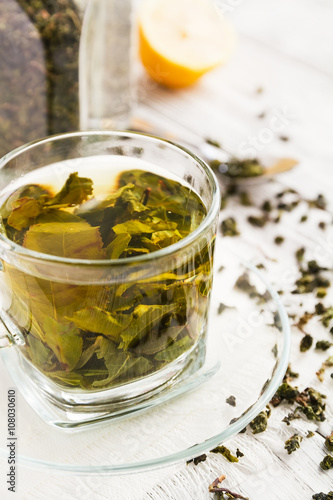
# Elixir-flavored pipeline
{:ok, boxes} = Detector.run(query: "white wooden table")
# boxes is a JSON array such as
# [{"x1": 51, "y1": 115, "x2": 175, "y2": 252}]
[{"x1": 1, "y1": 0, "x2": 333, "y2": 498}]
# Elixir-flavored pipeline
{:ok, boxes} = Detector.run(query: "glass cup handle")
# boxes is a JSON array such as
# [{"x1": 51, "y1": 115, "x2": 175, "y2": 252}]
[
  {"x1": 0, "y1": 309, "x2": 25, "y2": 349},
  {"x1": 0, "y1": 256, "x2": 26, "y2": 349}
]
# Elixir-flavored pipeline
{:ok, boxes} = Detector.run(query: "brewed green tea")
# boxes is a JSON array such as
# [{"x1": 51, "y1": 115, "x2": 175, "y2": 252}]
[{"x1": 0, "y1": 158, "x2": 214, "y2": 390}]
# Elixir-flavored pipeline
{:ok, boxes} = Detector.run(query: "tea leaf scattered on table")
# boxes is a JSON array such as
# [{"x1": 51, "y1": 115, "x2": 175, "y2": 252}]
[
  {"x1": 284, "y1": 434, "x2": 303, "y2": 454},
  {"x1": 226, "y1": 395, "x2": 236, "y2": 407},
  {"x1": 239, "y1": 192, "x2": 252, "y2": 206},
  {"x1": 320, "y1": 455, "x2": 333, "y2": 470},
  {"x1": 282, "y1": 410, "x2": 301, "y2": 426},
  {"x1": 211, "y1": 446, "x2": 238, "y2": 463},
  {"x1": 295, "y1": 247, "x2": 305, "y2": 263},
  {"x1": 325, "y1": 431, "x2": 333, "y2": 452},
  {"x1": 271, "y1": 382, "x2": 300, "y2": 406},
  {"x1": 221, "y1": 217, "x2": 239, "y2": 237},
  {"x1": 315, "y1": 341, "x2": 332, "y2": 351},
  {"x1": 317, "y1": 356, "x2": 333, "y2": 382},
  {"x1": 247, "y1": 215, "x2": 268, "y2": 228},
  {"x1": 210, "y1": 157, "x2": 264, "y2": 179},
  {"x1": 312, "y1": 493, "x2": 333, "y2": 500},
  {"x1": 283, "y1": 364, "x2": 299, "y2": 382},
  {"x1": 300, "y1": 334, "x2": 313, "y2": 352},
  {"x1": 274, "y1": 236, "x2": 284, "y2": 245},
  {"x1": 261, "y1": 200, "x2": 272, "y2": 212},
  {"x1": 187, "y1": 454, "x2": 207, "y2": 466},
  {"x1": 249, "y1": 406, "x2": 271, "y2": 434},
  {"x1": 208, "y1": 475, "x2": 249, "y2": 499}
]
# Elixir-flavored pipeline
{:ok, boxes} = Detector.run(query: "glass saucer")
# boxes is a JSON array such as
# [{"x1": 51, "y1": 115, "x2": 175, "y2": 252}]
[{"x1": 0, "y1": 245, "x2": 290, "y2": 475}]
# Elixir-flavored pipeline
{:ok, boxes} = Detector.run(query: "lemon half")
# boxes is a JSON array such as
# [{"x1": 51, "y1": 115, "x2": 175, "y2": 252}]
[{"x1": 138, "y1": 0, "x2": 235, "y2": 88}]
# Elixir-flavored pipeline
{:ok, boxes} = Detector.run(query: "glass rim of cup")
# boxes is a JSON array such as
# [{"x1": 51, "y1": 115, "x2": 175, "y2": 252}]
[{"x1": 0, "y1": 130, "x2": 220, "y2": 267}]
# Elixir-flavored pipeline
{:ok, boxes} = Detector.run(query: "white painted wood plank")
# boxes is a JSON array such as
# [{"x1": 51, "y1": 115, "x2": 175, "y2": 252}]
[{"x1": 222, "y1": 0, "x2": 333, "y2": 76}]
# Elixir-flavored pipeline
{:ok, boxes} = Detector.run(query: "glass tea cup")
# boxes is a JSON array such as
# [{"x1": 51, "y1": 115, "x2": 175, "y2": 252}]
[{"x1": 0, "y1": 131, "x2": 220, "y2": 428}]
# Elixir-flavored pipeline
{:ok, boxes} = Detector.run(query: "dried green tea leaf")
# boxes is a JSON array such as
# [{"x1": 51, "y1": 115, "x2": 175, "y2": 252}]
[
  {"x1": 321, "y1": 307, "x2": 333, "y2": 328},
  {"x1": 210, "y1": 157, "x2": 264, "y2": 178},
  {"x1": 317, "y1": 357, "x2": 333, "y2": 382},
  {"x1": 249, "y1": 407, "x2": 270, "y2": 434},
  {"x1": 211, "y1": 445, "x2": 238, "y2": 463},
  {"x1": 296, "y1": 387, "x2": 326, "y2": 422},
  {"x1": 296, "y1": 247, "x2": 305, "y2": 263},
  {"x1": 205, "y1": 138, "x2": 222, "y2": 148},
  {"x1": 283, "y1": 364, "x2": 299, "y2": 382},
  {"x1": 7, "y1": 197, "x2": 43, "y2": 230},
  {"x1": 271, "y1": 382, "x2": 299, "y2": 406},
  {"x1": 300, "y1": 334, "x2": 313, "y2": 352},
  {"x1": 325, "y1": 431, "x2": 333, "y2": 452},
  {"x1": 293, "y1": 260, "x2": 330, "y2": 295},
  {"x1": 284, "y1": 434, "x2": 303, "y2": 454},
  {"x1": 23, "y1": 221, "x2": 105, "y2": 259},
  {"x1": 247, "y1": 215, "x2": 267, "y2": 228},
  {"x1": 239, "y1": 191, "x2": 252, "y2": 206},
  {"x1": 282, "y1": 410, "x2": 301, "y2": 426},
  {"x1": 320, "y1": 455, "x2": 333, "y2": 470},
  {"x1": 308, "y1": 193, "x2": 327, "y2": 210},
  {"x1": 262, "y1": 200, "x2": 272, "y2": 212},
  {"x1": 226, "y1": 395, "x2": 236, "y2": 407},
  {"x1": 315, "y1": 341, "x2": 332, "y2": 351},
  {"x1": 221, "y1": 217, "x2": 239, "y2": 237},
  {"x1": 274, "y1": 236, "x2": 284, "y2": 245},
  {"x1": 294, "y1": 312, "x2": 313, "y2": 333},
  {"x1": 234, "y1": 272, "x2": 267, "y2": 303},
  {"x1": 43, "y1": 317, "x2": 82, "y2": 371},
  {"x1": 312, "y1": 493, "x2": 333, "y2": 500},
  {"x1": 187, "y1": 454, "x2": 207, "y2": 466}
]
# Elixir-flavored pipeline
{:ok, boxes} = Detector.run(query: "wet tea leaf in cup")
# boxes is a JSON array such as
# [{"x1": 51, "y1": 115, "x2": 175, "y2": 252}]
[{"x1": 0, "y1": 167, "x2": 213, "y2": 390}]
